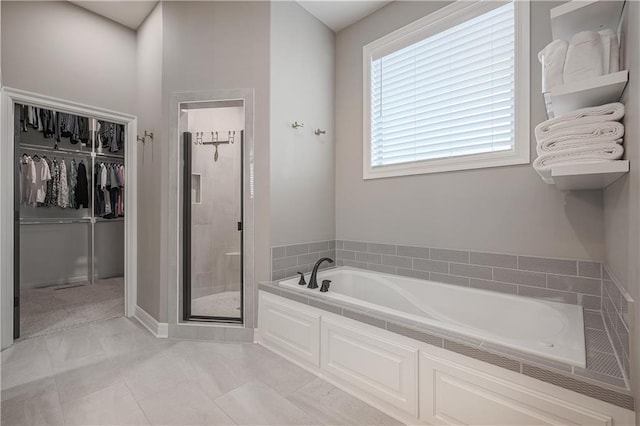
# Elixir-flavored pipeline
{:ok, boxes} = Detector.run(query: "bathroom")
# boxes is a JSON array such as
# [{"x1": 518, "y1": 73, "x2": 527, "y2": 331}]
[{"x1": 0, "y1": 0, "x2": 639, "y2": 425}]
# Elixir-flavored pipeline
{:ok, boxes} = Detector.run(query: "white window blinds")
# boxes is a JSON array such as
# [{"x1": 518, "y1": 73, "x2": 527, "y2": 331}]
[{"x1": 370, "y1": 2, "x2": 516, "y2": 168}]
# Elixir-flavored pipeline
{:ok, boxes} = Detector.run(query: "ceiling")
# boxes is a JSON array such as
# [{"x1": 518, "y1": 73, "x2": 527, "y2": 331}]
[
  {"x1": 70, "y1": 1, "x2": 158, "y2": 30},
  {"x1": 297, "y1": 1, "x2": 392, "y2": 32},
  {"x1": 70, "y1": 0, "x2": 391, "y2": 33}
]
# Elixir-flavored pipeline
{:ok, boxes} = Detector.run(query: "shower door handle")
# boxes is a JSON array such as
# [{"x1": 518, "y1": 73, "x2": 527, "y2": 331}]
[{"x1": 237, "y1": 221, "x2": 243, "y2": 231}]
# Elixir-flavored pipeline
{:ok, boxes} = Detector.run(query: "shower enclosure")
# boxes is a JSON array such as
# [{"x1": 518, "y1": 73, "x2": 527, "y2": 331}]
[{"x1": 182, "y1": 100, "x2": 244, "y2": 323}]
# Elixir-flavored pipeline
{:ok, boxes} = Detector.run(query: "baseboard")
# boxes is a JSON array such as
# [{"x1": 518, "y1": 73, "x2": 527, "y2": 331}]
[
  {"x1": 21, "y1": 276, "x2": 88, "y2": 289},
  {"x1": 134, "y1": 305, "x2": 168, "y2": 338}
]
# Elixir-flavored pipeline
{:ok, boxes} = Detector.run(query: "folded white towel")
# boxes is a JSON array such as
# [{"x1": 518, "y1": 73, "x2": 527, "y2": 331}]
[
  {"x1": 533, "y1": 143, "x2": 624, "y2": 182},
  {"x1": 599, "y1": 29, "x2": 620, "y2": 74},
  {"x1": 564, "y1": 31, "x2": 604, "y2": 82},
  {"x1": 535, "y1": 102, "x2": 625, "y2": 140},
  {"x1": 536, "y1": 121, "x2": 624, "y2": 154},
  {"x1": 538, "y1": 39, "x2": 568, "y2": 92}
]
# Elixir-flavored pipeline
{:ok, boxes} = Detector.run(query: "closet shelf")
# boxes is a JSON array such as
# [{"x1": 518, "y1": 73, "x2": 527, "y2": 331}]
[
  {"x1": 550, "y1": 0, "x2": 626, "y2": 42},
  {"x1": 546, "y1": 160, "x2": 629, "y2": 190},
  {"x1": 543, "y1": 71, "x2": 628, "y2": 117}
]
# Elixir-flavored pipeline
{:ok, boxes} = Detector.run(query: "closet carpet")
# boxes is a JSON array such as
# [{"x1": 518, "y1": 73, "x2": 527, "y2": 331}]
[{"x1": 19, "y1": 277, "x2": 124, "y2": 340}]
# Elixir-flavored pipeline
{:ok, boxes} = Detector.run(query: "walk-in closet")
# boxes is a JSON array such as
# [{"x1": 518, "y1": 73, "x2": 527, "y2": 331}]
[{"x1": 14, "y1": 103, "x2": 126, "y2": 339}]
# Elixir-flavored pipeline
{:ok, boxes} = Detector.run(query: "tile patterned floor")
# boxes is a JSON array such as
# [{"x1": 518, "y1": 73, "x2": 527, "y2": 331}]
[{"x1": 1, "y1": 317, "x2": 401, "y2": 426}]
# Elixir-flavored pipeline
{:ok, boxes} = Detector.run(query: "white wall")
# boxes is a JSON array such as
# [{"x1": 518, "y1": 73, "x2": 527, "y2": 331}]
[
  {"x1": 603, "y1": 0, "x2": 640, "y2": 414},
  {"x1": 136, "y1": 2, "x2": 163, "y2": 321},
  {"x1": 1, "y1": 1, "x2": 136, "y2": 114},
  {"x1": 270, "y1": 1, "x2": 335, "y2": 246},
  {"x1": 334, "y1": 0, "x2": 604, "y2": 260},
  {"x1": 161, "y1": 1, "x2": 270, "y2": 325}
]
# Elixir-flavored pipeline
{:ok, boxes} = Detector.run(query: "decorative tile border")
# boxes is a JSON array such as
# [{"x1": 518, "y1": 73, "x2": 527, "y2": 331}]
[
  {"x1": 602, "y1": 265, "x2": 633, "y2": 380},
  {"x1": 271, "y1": 240, "x2": 336, "y2": 281},
  {"x1": 333, "y1": 240, "x2": 603, "y2": 311},
  {"x1": 259, "y1": 281, "x2": 634, "y2": 411}
]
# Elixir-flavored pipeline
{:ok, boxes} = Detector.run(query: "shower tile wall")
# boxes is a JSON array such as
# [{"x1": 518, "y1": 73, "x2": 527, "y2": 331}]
[
  {"x1": 271, "y1": 240, "x2": 336, "y2": 281},
  {"x1": 603, "y1": 266, "x2": 632, "y2": 379},
  {"x1": 189, "y1": 108, "x2": 243, "y2": 299}
]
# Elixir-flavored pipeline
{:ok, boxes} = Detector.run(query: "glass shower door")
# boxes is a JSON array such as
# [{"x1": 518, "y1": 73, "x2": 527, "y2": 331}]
[{"x1": 182, "y1": 100, "x2": 244, "y2": 323}]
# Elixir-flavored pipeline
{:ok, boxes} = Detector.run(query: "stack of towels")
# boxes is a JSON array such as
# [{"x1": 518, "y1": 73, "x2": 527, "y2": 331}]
[
  {"x1": 533, "y1": 102, "x2": 625, "y2": 183},
  {"x1": 538, "y1": 29, "x2": 620, "y2": 92}
]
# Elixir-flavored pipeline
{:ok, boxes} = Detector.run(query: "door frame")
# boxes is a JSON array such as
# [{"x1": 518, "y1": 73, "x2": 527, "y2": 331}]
[{"x1": 0, "y1": 87, "x2": 138, "y2": 348}]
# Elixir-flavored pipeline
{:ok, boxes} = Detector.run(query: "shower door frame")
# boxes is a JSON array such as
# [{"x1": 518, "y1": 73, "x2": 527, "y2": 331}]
[{"x1": 183, "y1": 127, "x2": 244, "y2": 324}]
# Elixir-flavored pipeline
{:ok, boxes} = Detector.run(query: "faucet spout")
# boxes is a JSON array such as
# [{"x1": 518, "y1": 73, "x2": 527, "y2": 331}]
[{"x1": 308, "y1": 257, "x2": 334, "y2": 289}]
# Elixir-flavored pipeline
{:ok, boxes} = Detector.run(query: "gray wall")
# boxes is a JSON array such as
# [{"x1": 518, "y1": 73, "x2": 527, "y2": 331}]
[
  {"x1": 603, "y1": 0, "x2": 640, "y2": 412},
  {"x1": 160, "y1": 1, "x2": 271, "y2": 323},
  {"x1": 270, "y1": 2, "x2": 336, "y2": 246},
  {"x1": 136, "y1": 2, "x2": 163, "y2": 321},
  {"x1": 334, "y1": 1, "x2": 604, "y2": 260},
  {"x1": 1, "y1": 1, "x2": 136, "y2": 114}
]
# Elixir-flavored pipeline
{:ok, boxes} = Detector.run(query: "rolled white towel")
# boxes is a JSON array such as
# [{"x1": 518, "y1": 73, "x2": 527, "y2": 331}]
[
  {"x1": 538, "y1": 39, "x2": 568, "y2": 92},
  {"x1": 533, "y1": 143, "x2": 624, "y2": 182},
  {"x1": 536, "y1": 121, "x2": 624, "y2": 155},
  {"x1": 535, "y1": 102, "x2": 625, "y2": 140},
  {"x1": 564, "y1": 30, "x2": 604, "y2": 82},
  {"x1": 599, "y1": 29, "x2": 620, "y2": 74}
]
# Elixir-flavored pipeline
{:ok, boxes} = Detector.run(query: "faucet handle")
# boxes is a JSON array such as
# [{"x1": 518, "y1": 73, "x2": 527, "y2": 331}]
[
  {"x1": 297, "y1": 272, "x2": 307, "y2": 286},
  {"x1": 320, "y1": 279, "x2": 331, "y2": 292}
]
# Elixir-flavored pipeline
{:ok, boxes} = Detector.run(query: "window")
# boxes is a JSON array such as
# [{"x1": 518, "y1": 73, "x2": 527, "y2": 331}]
[{"x1": 363, "y1": 1, "x2": 529, "y2": 179}]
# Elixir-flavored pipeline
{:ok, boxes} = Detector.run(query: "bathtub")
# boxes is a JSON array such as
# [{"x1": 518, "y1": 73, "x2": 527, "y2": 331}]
[{"x1": 279, "y1": 266, "x2": 586, "y2": 367}]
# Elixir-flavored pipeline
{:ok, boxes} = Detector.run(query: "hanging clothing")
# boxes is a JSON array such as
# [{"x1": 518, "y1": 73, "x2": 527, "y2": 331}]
[
  {"x1": 58, "y1": 160, "x2": 69, "y2": 208},
  {"x1": 19, "y1": 155, "x2": 36, "y2": 205},
  {"x1": 75, "y1": 161, "x2": 89, "y2": 209},
  {"x1": 30, "y1": 157, "x2": 51, "y2": 206}
]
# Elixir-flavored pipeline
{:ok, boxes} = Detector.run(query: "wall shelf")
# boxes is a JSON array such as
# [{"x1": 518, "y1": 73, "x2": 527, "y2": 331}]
[
  {"x1": 550, "y1": 0, "x2": 625, "y2": 42},
  {"x1": 543, "y1": 70, "x2": 628, "y2": 117},
  {"x1": 548, "y1": 160, "x2": 629, "y2": 190}
]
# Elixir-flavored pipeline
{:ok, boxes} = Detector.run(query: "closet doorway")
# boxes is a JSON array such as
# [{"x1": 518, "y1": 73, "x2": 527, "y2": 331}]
[
  {"x1": 182, "y1": 100, "x2": 245, "y2": 323},
  {"x1": 0, "y1": 88, "x2": 138, "y2": 348}
]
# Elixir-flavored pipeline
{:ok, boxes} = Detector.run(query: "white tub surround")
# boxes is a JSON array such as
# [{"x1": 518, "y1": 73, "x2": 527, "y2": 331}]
[
  {"x1": 281, "y1": 267, "x2": 585, "y2": 367},
  {"x1": 258, "y1": 289, "x2": 634, "y2": 425},
  {"x1": 258, "y1": 270, "x2": 633, "y2": 411}
]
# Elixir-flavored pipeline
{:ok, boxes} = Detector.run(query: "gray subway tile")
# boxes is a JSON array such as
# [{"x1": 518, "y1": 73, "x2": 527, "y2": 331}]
[
  {"x1": 386, "y1": 322, "x2": 443, "y2": 347},
  {"x1": 450, "y1": 263, "x2": 493, "y2": 280},
  {"x1": 397, "y1": 245, "x2": 429, "y2": 259},
  {"x1": 298, "y1": 252, "x2": 321, "y2": 266},
  {"x1": 413, "y1": 258, "x2": 448, "y2": 273},
  {"x1": 272, "y1": 246, "x2": 286, "y2": 259},
  {"x1": 336, "y1": 250, "x2": 355, "y2": 260},
  {"x1": 602, "y1": 266, "x2": 611, "y2": 281},
  {"x1": 367, "y1": 243, "x2": 396, "y2": 255},
  {"x1": 578, "y1": 294, "x2": 601, "y2": 310},
  {"x1": 578, "y1": 261, "x2": 602, "y2": 279},
  {"x1": 443, "y1": 340, "x2": 520, "y2": 372},
  {"x1": 470, "y1": 252, "x2": 518, "y2": 269},
  {"x1": 430, "y1": 273, "x2": 469, "y2": 287},
  {"x1": 285, "y1": 265, "x2": 309, "y2": 279},
  {"x1": 271, "y1": 270, "x2": 286, "y2": 281},
  {"x1": 343, "y1": 240, "x2": 367, "y2": 251},
  {"x1": 285, "y1": 243, "x2": 309, "y2": 256},
  {"x1": 396, "y1": 268, "x2": 429, "y2": 280},
  {"x1": 308, "y1": 241, "x2": 329, "y2": 253},
  {"x1": 278, "y1": 289, "x2": 309, "y2": 305},
  {"x1": 431, "y1": 248, "x2": 469, "y2": 263},
  {"x1": 335, "y1": 240, "x2": 344, "y2": 249},
  {"x1": 259, "y1": 283, "x2": 281, "y2": 296},
  {"x1": 308, "y1": 298, "x2": 342, "y2": 315},
  {"x1": 469, "y1": 279, "x2": 518, "y2": 295},
  {"x1": 355, "y1": 251, "x2": 382, "y2": 264},
  {"x1": 273, "y1": 256, "x2": 298, "y2": 271},
  {"x1": 518, "y1": 256, "x2": 577, "y2": 275},
  {"x1": 368, "y1": 264, "x2": 396, "y2": 274},
  {"x1": 342, "y1": 260, "x2": 369, "y2": 270},
  {"x1": 494, "y1": 268, "x2": 546, "y2": 287},
  {"x1": 518, "y1": 285, "x2": 577, "y2": 304},
  {"x1": 343, "y1": 309, "x2": 386, "y2": 328},
  {"x1": 522, "y1": 365, "x2": 634, "y2": 410},
  {"x1": 381, "y1": 255, "x2": 412, "y2": 268},
  {"x1": 547, "y1": 274, "x2": 601, "y2": 296},
  {"x1": 584, "y1": 312, "x2": 605, "y2": 331}
]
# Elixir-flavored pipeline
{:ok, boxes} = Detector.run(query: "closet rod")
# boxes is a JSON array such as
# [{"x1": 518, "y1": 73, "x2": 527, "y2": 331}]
[
  {"x1": 20, "y1": 218, "x2": 91, "y2": 225},
  {"x1": 20, "y1": 144, "x2": 92, "y2": 157}
]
